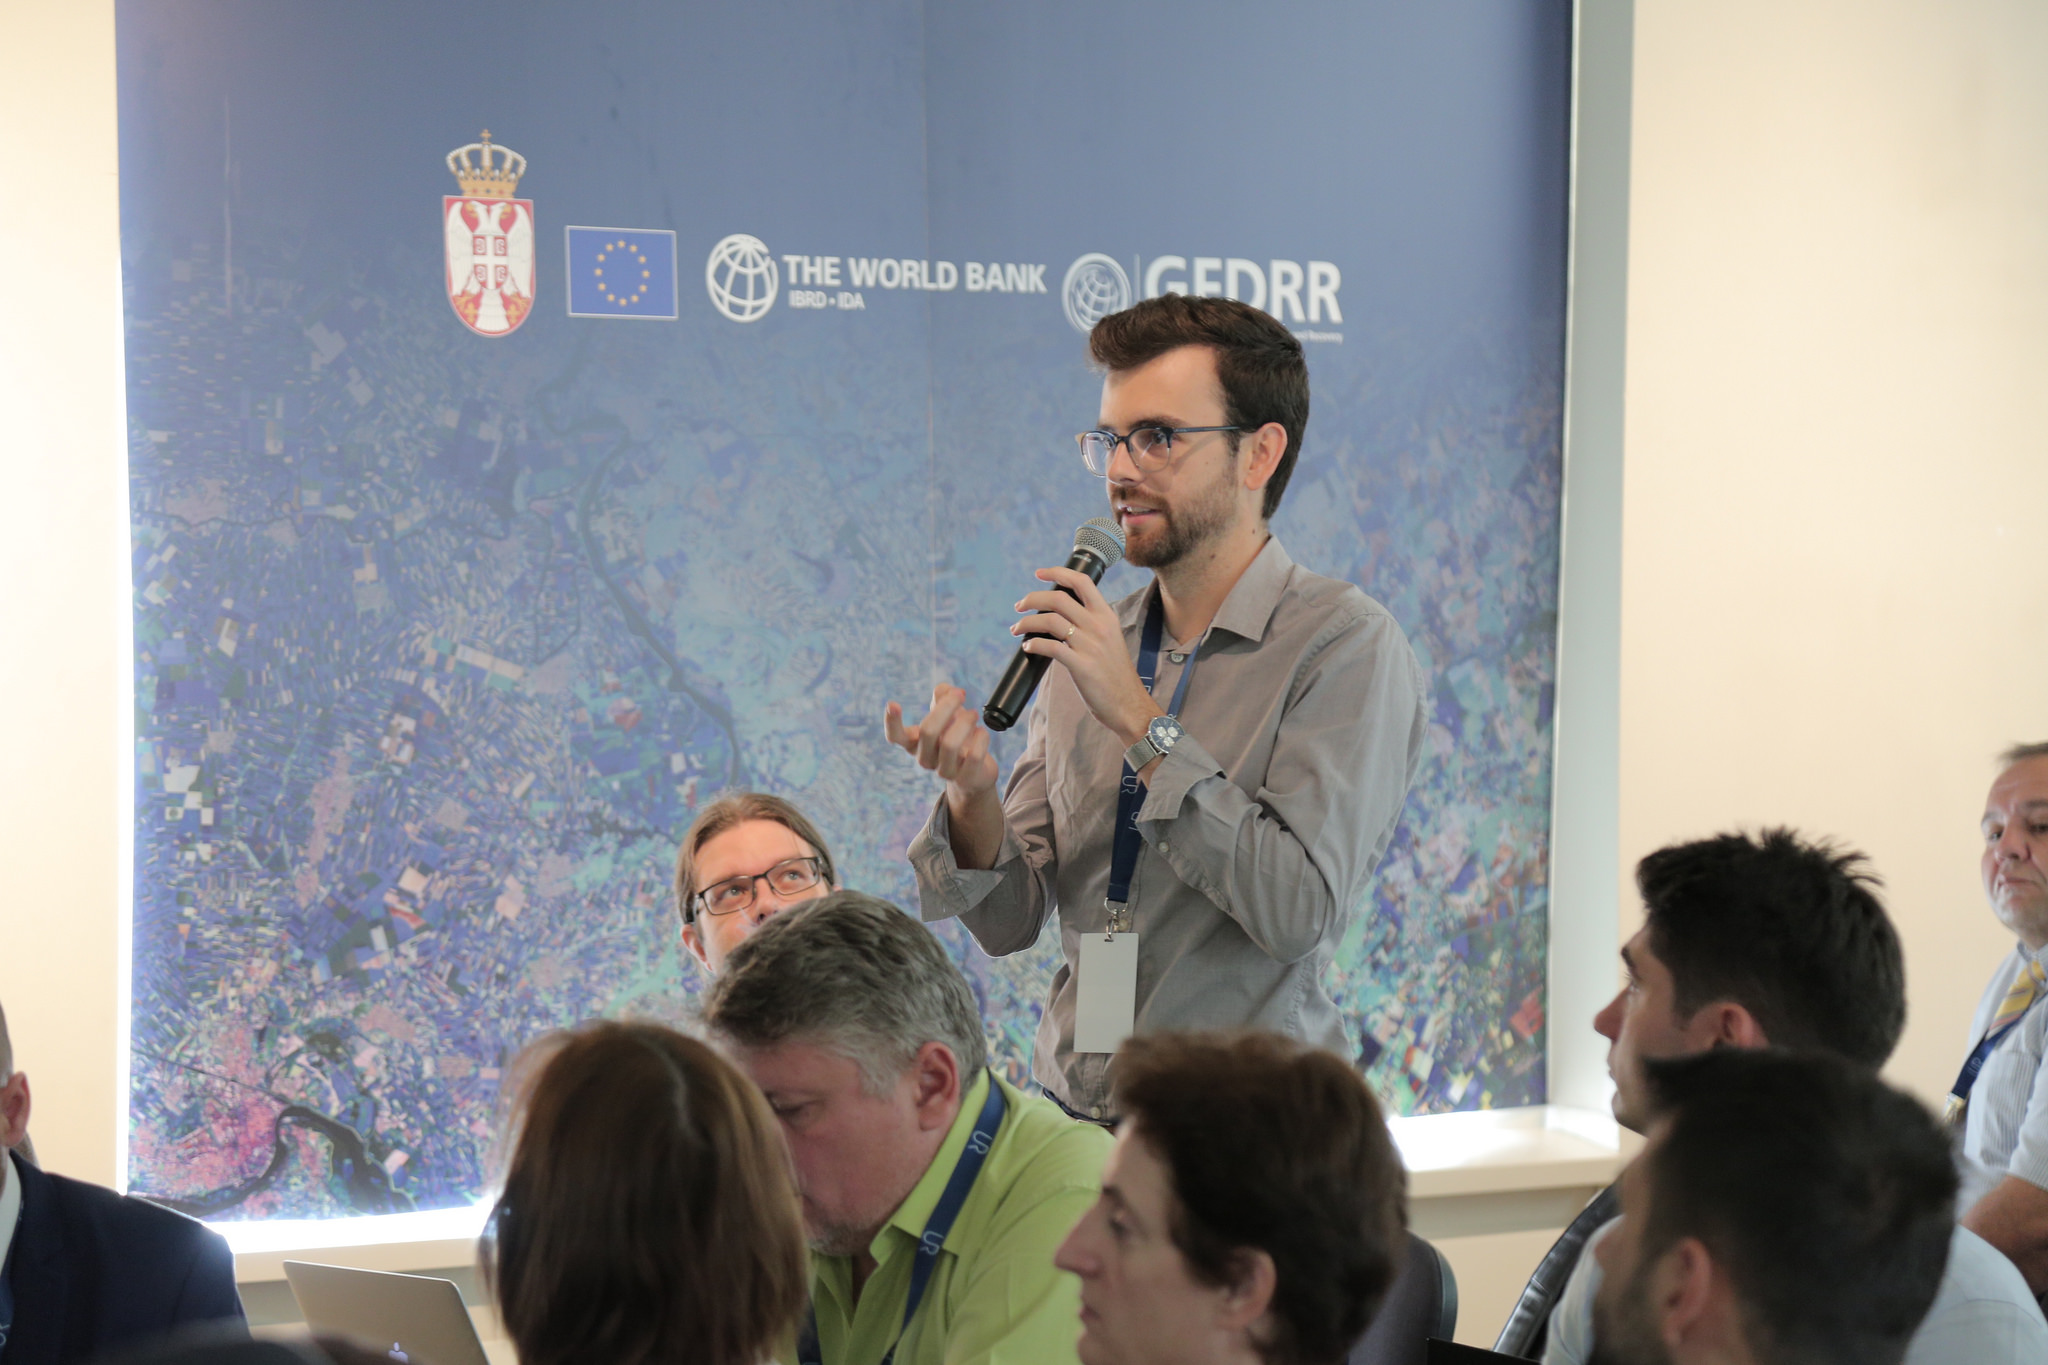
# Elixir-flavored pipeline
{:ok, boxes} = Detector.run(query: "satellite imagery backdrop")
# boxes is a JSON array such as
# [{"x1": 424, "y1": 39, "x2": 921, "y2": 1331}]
[{"x1": 117, "y1": 0, "x2": 1571, "y2": 1218}]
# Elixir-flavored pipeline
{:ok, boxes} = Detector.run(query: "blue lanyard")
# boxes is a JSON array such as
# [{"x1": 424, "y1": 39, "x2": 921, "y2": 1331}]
[
  {"x1": 1106, "y1": 593, "x2": 1202, "y2": 918},
  {"x1": 1949, "y1": 985, "x2": 2045, "y2": 1107},
  {"x1": 797, "y1": 1079, "x2": 1007, "y2": 1365}
]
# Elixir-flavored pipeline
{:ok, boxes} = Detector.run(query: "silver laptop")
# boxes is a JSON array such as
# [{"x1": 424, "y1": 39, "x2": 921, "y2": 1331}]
[{"x1": 282, "y1": 1260, "x2": 491, "y2": 1365}]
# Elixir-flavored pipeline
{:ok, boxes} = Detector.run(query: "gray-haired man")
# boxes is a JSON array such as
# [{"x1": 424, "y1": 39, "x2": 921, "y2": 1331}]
[
  {"x1": 702, "y1": 891, "x2": 1109, "y2": 1365},
  {"x1": 1955, "y1": 740, "x2": 2048, "y2": 1298}
]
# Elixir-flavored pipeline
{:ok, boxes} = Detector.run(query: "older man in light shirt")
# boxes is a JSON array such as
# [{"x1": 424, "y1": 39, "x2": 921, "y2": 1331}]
[{"x1": 1951, "y1": 741, "x2": 2048, "y2": 1299}]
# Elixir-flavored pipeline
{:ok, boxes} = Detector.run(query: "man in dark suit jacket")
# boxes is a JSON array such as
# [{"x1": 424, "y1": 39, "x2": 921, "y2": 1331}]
[{"x1": 1, "y1": 999, "x2": 246, "y2": 1363}]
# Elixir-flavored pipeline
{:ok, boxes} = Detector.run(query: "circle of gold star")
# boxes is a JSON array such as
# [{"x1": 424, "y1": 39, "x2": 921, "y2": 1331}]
[{"x1": 593, "y1": 240, "x2": 654, "y2": 308}]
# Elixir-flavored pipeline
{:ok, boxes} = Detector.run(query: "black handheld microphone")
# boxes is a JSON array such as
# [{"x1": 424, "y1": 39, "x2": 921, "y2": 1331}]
[{"x1": 983, "y1": 517, "x2": 1126, "y2": 732}]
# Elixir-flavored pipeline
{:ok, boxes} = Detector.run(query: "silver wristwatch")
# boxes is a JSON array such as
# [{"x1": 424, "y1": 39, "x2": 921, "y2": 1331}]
[{"x1": 1124, "y1": 713, "x2": 1186, "y2": 771}]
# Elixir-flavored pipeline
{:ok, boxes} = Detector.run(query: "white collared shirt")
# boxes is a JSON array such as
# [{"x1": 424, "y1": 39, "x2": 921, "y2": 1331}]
[
  {"x1": 1956, "y1": 941, "x2": 2048, "y2": 1214},
  {"x1": 0, "y1": 1147, "x2": 21, "y2": 1273}
]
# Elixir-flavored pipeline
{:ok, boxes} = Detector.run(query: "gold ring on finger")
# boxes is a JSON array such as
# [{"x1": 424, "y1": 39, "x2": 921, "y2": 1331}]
[{"x1": 1066, "y1": 624, "x2": 1077, "y2": 640}]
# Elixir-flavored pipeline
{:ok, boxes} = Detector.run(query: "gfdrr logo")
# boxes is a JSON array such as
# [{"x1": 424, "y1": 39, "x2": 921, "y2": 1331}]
[
  {"x1": 1061, "y1": 253, "x2": 1345, "y2": 338},
  {"x1": 705, "y1": 234, "x2": 778, "y2": 322}
]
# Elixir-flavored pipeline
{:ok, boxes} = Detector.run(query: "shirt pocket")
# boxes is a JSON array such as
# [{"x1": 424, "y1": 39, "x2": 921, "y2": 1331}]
[{"x1": 1975, "y1": 1034, "x2": 2047, "y2": 1154}]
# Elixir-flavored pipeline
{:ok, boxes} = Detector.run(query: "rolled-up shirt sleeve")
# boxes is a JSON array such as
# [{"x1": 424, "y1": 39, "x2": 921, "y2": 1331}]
[
  {"x1": 1134, "y1": 604, "x2": 1426, "y2": 965},
  {"x1": 907, "y1": 691, "x2": 1060, "y2": 957}
]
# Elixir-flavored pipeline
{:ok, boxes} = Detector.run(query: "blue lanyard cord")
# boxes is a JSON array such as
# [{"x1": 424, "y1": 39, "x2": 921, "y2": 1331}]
[
  {"x1": 1107, "y1": 594, "x2": 1201, "y2": 913},
  {"x1": 797, "y1": 1080, "x2": 1008, "y2": 1365},
  {"x1": 1950, "y1": 992, "x2": 2045, "y2": 1105}
]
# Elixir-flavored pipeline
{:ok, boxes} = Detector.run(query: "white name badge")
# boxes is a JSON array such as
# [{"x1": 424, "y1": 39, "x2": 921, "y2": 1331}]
[{"x1": 1075, "y1": 932, "x2": 1139, "y2": 1054}]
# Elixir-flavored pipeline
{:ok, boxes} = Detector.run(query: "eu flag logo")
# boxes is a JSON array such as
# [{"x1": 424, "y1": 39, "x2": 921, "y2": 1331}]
[{"x1": 566, "y1": 226, "x2": 678, "y2": 319}]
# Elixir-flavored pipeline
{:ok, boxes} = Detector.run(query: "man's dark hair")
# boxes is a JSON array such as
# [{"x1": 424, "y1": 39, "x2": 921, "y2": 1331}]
[
  {"x1": 1634, "y1": 1050, "x2": 1955, "y2": 1365},
  {"x1": 1999, "y1": 740, "x2": 2048, "y2": 768},
  {"x1": 1636, "y1": 828, "x2": 1904, "y2": 1069},
  {"x1": 1113, "y1": 1032, "x2": 1405, "y2": 1365},
  {"x1": 1089, "y1": 295, "x2": 1309, "y2": 519}
]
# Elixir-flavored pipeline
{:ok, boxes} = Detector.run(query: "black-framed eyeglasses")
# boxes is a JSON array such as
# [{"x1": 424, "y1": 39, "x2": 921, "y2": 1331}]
[
  {"x1": 690, "y1": 856, "x2": 827, "y2": 920},
  {"x1": 1076, "y1": 425, "x2": 1242, "y2": 476}
]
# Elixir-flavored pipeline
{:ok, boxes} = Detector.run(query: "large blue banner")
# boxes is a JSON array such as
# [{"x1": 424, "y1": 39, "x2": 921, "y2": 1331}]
[{"x1": 118, "y1": 0, "x2": 1569, "y2": 1218}]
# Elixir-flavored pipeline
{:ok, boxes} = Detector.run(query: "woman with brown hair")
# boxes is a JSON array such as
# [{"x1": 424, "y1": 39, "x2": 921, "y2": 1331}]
[{"x1": 482, "y1": 1020, "x2": 807, "y2": 1365}]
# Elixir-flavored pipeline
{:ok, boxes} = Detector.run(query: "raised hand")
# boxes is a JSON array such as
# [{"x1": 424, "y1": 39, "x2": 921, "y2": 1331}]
[{"x1": 885, "y1": 683, "x2": 999, "y2": 797}]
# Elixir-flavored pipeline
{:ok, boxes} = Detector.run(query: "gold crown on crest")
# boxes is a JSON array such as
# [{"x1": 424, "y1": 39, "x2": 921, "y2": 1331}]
[{"x1": 446, "y1": 130, "x2": 526, "y2": 198}]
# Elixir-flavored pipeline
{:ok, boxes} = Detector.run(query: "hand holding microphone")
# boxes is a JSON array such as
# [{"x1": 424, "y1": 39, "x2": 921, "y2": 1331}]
[{"x1": 983, "y1": 517, "x2": 1126, "y2": 730}]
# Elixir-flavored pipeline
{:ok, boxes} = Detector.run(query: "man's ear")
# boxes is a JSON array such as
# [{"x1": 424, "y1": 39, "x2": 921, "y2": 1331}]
[
  {"x1": 1653, "y1": 1236, "x2": 1719, "y2": 1350},
  {"x1": 1215, "y1": 1246, "x2": 1278, "y2": 1338},
  {"x1": 680, "y1": 920, "x2": 711, "y2": 975},
  {"x1": 1240, "y1": 422, "x2": 1287, "y2": 495},
  {"x1": 911, "y1": 1041, "x2": 963, "y2": 1131},
  {"x1": 1702, "y1": 1001, "x2": 1769, "y2": 1051},
  {"x1": 0, "y1": 1072, "x2": 31, "y2": 1150}
]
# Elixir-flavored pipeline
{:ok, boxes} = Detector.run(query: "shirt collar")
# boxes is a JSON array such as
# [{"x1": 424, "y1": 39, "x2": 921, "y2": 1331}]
[
  {"x1": 0, "y1": 1149, "x2": 22, "y2": 1274},
  {"x1": 873, "y1": 1069, "x2": 994, "y2": 1261},
  {"x1": 1116, "y1": 535, "x2": 1296, "y2": 646}
]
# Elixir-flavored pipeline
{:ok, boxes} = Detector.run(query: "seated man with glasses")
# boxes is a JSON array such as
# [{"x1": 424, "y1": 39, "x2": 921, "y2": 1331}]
[
  {"x1": 887, "y1": 294, "x2": 1427, "y2": 1122},
  {"x1": 674, "y1": 791, "x2": 839, "y2": 976}
]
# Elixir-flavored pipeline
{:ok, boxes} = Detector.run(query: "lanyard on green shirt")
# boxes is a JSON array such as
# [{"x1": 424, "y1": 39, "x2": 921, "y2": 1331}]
[{"x1": 798, "y1": 1080, "x2": 1008, "y2": 1365}]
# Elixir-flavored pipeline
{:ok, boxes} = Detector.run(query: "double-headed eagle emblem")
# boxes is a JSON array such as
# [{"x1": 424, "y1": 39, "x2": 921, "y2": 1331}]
[{"x1": 443, "y1": 131, "x2": 534, "y2": 337}]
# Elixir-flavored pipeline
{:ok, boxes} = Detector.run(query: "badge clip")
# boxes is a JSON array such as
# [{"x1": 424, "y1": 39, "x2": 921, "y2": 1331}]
[{"x1": 1103, "y1": 897, "x2": 1132, "y2": 938}]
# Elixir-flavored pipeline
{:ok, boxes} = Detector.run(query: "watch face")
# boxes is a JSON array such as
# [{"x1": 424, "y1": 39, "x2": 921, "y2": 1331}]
[{"x1": 1149, "y1": 716, "x2": 1184, "y2": 750}]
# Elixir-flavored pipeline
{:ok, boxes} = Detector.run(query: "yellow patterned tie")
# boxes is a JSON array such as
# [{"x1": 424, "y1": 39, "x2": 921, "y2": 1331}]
[{"x1": 1947, "y1": 959, "x2": 2047, "y2": 1129}]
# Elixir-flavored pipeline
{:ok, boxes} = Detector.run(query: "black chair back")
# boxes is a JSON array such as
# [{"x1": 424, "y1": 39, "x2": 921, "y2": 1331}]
[{"x1": 1349, "y1": 1231, "x2": 1459, "y2": 1365}]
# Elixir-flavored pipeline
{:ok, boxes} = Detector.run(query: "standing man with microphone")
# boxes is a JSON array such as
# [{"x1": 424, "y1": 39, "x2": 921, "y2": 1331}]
[{"x1": 885, "y1": 295, "x2": 1427, "y2": 1122}]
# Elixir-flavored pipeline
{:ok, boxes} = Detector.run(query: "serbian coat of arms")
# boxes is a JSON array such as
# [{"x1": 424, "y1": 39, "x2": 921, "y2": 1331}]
[{"x1": 443, "y1": 131, "x2": 534, "y2": 337}]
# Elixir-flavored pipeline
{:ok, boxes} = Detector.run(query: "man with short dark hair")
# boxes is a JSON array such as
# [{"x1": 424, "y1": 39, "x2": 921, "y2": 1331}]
[
  {"x1": 1953, "y1": 740, "x2": 2048, "y2": 1298},
  {"x1": 1506, "y1": 829, "x2": 2046, "y2": 1363},
  {"x1": 1, "y1": 997, "x2": 246, "y2": 1363},
  {"x1": 888, "y1": 295, "x2": 1427, "y2": 1120},
  {"x1": 1054, "y1": 1031, "x2": 1407, "y2": 1365},
  {"x1": 672, "y1": 790, "x2": 840, "y2": 976},
  {"x1": 1590, "y1": 1050, "x2": 1956, "y2": 1365},
  {"x1": 702, "y1": 891, "x2": 1109, "y2": 1365}
]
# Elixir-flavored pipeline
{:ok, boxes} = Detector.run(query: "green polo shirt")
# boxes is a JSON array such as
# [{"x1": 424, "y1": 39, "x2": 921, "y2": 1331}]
[{"x1": 795, "y1": 1070, "x2": 1110, "y2": 1365}]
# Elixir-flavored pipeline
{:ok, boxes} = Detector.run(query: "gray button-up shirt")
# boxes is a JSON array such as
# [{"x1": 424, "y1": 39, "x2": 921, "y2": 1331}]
[{"x1": 908, "y1": 536, "x2": 1427, "y2": 1113}]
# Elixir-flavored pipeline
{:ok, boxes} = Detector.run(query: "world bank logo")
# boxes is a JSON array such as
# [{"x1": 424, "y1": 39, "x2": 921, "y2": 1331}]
[
  {"x1": 705, "y1": 233, "x2": 779, "y2": 323},
  {"x1": 1061, "y1": 253, "x2": 1131, "y2": 334}
]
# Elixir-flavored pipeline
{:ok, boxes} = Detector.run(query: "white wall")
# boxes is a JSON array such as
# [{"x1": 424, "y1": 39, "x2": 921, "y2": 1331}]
[
  {"x1": 1618, "y1": 0, "x2": 2048, "y2": 1104},
  {"x1": 0, "y1": 0, "x2": 127, "y2": 1188}
]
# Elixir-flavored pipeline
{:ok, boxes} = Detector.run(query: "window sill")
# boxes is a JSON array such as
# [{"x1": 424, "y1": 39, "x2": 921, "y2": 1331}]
[{"x1": 223, "y1": 1104, "x2": 1633, "y2": 1283}]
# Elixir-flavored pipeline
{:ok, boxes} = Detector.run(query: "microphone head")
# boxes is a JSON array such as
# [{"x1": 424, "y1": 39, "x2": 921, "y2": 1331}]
[{"x1": 1073, "y1": 516, "x2": 1126, "y2": 569}]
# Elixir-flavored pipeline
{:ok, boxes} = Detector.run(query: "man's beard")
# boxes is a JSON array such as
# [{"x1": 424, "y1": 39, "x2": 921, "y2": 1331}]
[
  {"x1": 1588, "y1": 1259, "x2": 1673, "y2": 1365},
  {"x1": 1118, "y1": 450, "x2": 1239, "y2": 571}
]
